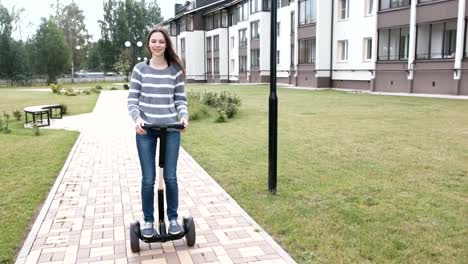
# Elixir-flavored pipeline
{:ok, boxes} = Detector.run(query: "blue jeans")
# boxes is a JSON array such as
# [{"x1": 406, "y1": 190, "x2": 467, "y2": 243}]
[{"x1": 136, "y1": 128, "x2": 180, "y2": 223}]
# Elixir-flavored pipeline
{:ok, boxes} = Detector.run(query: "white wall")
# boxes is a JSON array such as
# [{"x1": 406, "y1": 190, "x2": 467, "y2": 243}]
[
  {"x1": 332, "y1": 0, "x2": 375, "y2": 80},
  {"x1": 179, "y1": 31, "x2": 206, "y2": 80},
  {"x1": 316, "y1": 0, "x2": 332, "y2": 78},
  {"x1": 276, "y1": 4, "x2": 294, "y2": 78},
  {"x1": 206, "y1": 28, "x2": 229, "y2": 80},
  {"x1": 229, "y1": 22, "x2": 240, "y2": 81},
  {"x1": 251, "y1": 12, "x2": 272, "y2": 76}
]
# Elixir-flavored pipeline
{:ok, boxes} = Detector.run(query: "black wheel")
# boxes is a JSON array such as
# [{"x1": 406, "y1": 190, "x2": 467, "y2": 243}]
[
  {"x1": 130, "y1": 221, "x2": 140, "y2": 253},
  {"x1": 183, "y1": 216, "x2": 196, "y2": 247}
]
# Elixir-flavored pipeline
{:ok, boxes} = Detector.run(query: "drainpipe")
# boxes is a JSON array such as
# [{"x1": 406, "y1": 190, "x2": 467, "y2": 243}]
[
  {"x1": 407, "y1": 0, "x2": 417, "y2": 92},
  {"x1": 227, "y1": 25, "x2": 230, "y2": 83},
  {"x1": 204, "y1": 30, "x2": 206, "y2": 82},
  {"x1": 329, "y1": 0, "x2": 334, "y2": 87},
  {"x1": 454, "y1": 0, "x2": 466, "y2": 95}
]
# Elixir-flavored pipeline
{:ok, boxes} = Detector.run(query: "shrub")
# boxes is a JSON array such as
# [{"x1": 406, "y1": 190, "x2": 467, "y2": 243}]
[
  {"x1": 12, "y1": 110, "x2": 22, "y2": 121},
  {"x1": 0, "y1": 117, "x2": 3, "y2": 131},
  {"x1": 96, "y1": 85, "x2": 103, "y2": 90},
  {"x1": 214, "y1": 109, "x2": 227, "y2": 123},
  {"x1": 123, "y1": 84, "x2": 129, "y2": 90},
  {"x1": 2, "y1": 111, "x2": 11, "y2": 133},
  {"x1": 110, "y1": 87, "x2": 118, "y2": 90},
  {"x1": 82, "y1": 90, "x2": 91, "y2": 95},
  {"x1": 90, "y1": 87, "x2": 101, "y2": 94},
  {"x1": 32, "y1": 124, "x2": 40, "y2": 136},
  {"x1": 215, "y1": 91, "x2": 241, "y2": 118},
  {"x1": 189, "y1": 101, "x2": 210, "y2": 120},
  {"x1": 202, "y1": 91, "x2": 219, "y2": 108},
  {"x1": 50, "y1": 83, "x2": 62, "y2": 93}
]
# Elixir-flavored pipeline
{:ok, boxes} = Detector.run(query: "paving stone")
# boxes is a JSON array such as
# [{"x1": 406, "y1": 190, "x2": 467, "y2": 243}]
[{"x1": 14, "y1": 92, "x2": 296, "y2": 264}]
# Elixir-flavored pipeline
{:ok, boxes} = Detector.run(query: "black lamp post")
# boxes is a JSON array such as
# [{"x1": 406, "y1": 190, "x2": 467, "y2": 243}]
[
  {"x1": 125, "y1": 40, "x2": 143, "y2": 66},
  {"x1": 269, "y1": 0, "x2": 278, "y2": 194}
]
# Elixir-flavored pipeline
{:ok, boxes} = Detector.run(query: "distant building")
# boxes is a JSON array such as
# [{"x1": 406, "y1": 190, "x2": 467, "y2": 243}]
[{"x1": 160, "y1": 0, "x2": 468, "y2": 95}]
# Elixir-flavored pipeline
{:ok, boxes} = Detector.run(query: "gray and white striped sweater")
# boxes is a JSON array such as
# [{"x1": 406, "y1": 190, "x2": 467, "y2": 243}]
[{"x1": 127, "y1": 62, "x2": 188, "y2": 125}]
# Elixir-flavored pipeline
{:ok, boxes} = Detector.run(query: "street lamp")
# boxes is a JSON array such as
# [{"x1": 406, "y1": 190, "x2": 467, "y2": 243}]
[
  {"x1": 125, "y1": 40, "x2": 143, "y2": 66},
  {"x1": 71, "y1": 45, "x2": 81, "y2": 83}
]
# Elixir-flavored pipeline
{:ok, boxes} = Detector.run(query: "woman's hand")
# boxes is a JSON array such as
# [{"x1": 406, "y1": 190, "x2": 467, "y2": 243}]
[
  {"x1": 180, "y1": 117, "x2": 188, "y2": 132},
  {"x1": 135, "y1": 117, "x2": 146, "y2": 135}
]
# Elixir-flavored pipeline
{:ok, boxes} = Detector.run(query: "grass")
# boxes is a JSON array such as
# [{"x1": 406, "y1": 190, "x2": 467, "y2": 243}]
[
  {"x1": 182, "y1": 85, "x2": 468, "y2": 263},
  {"x1": 0, "y1": 88, "x2": 99, "y2": 264}
]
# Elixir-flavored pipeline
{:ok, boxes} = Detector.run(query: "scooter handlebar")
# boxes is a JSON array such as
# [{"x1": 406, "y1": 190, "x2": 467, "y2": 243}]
[{"x1": 143, "y1": 123, "x2": 185, "y2": 130}]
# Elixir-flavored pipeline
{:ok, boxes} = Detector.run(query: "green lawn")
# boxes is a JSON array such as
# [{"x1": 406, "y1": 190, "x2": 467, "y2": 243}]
[
  {"x1": 0, "y1": 88, "x2": 100, "y2": 264},
  {"x1": 182, "y1": 85, "x2": 468, "y2": 263}
]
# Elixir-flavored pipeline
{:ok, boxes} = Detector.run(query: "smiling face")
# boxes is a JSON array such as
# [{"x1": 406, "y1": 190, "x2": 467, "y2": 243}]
[{"x1": 148, "y1": 31, "x2": 166, "y2": 58}]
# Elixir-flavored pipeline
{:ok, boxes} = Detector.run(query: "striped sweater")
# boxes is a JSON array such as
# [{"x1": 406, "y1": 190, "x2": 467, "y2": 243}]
[{"x1": 127, "y1": 62, "x2": 188, "y2": 125}]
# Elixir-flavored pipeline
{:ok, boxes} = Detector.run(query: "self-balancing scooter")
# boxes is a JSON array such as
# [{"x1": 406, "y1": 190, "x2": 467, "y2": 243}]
[{"x1": 130, "y1": 123, "x2": 196, "y2": 252}]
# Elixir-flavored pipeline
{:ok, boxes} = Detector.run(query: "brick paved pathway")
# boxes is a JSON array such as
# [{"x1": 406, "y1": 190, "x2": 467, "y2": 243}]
[{"x1": 15, "y1": 91, "x2": 296, "y2": 264}]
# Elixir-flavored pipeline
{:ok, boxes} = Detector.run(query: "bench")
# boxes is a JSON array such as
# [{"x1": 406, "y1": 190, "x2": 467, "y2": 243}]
[{"x1": 24, "y1": 104, "x2": 63, "y2": 127}]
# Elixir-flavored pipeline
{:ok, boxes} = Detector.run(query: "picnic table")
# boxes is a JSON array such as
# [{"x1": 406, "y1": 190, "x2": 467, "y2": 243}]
[{"x1": 24, "y1": 104, "x2": 63, "y2": 127}]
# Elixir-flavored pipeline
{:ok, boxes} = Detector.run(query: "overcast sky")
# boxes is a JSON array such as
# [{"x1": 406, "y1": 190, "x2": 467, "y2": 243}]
[{"x1": 0, "y1": 0, "x2": 184, "y2": 41}]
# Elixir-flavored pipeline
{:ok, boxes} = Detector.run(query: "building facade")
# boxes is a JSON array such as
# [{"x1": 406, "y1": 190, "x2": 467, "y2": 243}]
[{"x1": 161, "y1": 0, "x2": 468, "y2": 95}]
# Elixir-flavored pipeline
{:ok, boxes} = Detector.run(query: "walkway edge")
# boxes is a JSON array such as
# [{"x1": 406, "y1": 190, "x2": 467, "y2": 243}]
[
  {"x1": 15, "y1": 133, "x2": 84, "y2": 264},
  {"x1": 180, "y1": 147, "x2": 298, "y2": 264}
]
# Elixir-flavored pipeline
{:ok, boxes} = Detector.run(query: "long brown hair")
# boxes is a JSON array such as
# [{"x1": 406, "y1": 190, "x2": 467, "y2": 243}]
[{"x1": 146, "y1": 27, "x2": 185, "y2": 76}]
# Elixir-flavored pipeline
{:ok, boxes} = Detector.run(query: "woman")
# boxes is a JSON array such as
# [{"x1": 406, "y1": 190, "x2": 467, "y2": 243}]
[{"x1": 127, "y1": 27, "x2": 189, "y2": 238}]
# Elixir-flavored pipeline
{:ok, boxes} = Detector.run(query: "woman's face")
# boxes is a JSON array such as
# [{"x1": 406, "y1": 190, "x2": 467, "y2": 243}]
[{"x1": 148, "y1": 32, "x2": 166, "y2": 58}]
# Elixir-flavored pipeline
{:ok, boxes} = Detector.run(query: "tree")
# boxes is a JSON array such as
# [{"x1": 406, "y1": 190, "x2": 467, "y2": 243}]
[
  {"x1": 98, "y1": 0, "x2": 163, "y2": 71},
  {"x1": 53, "y1": 1, "x2": 90, "y2": 73},
  {"x1": 0, "y1": 4, "x2": 28, "y2": 85},
  {"x1": 33, "y1": 18, "x2": 71, "y2": 84},
  {"x1": 86, "y1": 41, "x2": 103, "y2": 71},
  {"x1": 113, "y1": 54, "x2": 131, "y2": 81}
]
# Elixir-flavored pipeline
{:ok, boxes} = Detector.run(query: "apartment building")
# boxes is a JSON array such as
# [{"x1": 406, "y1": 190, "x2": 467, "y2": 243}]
[{"x1": 162, "y1": 0, "x2": 467, "y2": 95}]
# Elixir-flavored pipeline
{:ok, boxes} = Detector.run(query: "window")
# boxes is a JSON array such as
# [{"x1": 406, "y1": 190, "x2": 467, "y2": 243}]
[
  {"x1": 181, "y1": 38, "x2": 186, "y2": 68},
  {"x1": 239, "y1": 55, "x2": 247, "y2": 72},
  {"x1": 231, "y1": 59, "x2": 235, "y2": 72},
  {"x1": 170, "y1": 22, "x2": 177, "y2": 36},
  {"x1": 205, "y1": 15, "x2": 213, "y2": 30},
  {"x1": 251, "y1": 49, "x2": 260, "y2": 66},
  {"x1": 299, "y1": 38, "x2": 316, "y2": 64},
  {"x1": 230, "y1": 8, "x2": 238, "y2": 26},
  {"x1": 364, "y1": 38, "x2": 372, "y2": 61},
  {"x1": 207, "y1": 58, "x2": 212, "y2": 73},
  {"x1": 222, "y1": 10, "x2": 229, "y2": 27},
  {"x1": 277, "y1": 22, "x2": 280, "y2": 37},
  {"x1": 214, "y1": 58, "x2": 220, "y2": 73},
  {"x1": 187, "y1": 15, "x2": 194, "y2": 31},
  {"x1": 378, "y1": 26, "x2": 410, "y2": 61},
  {"x1": 214, "y1": 35, "x2": 219, "y2": 51},
  {"x1": 339, "y1": 0, "x2": 349, "y2": 20},
  {"x1": 239, "y1": 1, "x2": 249, "y2": 21},
  {"x1": 416, "y1": 20, "x2": 457, "y2": 59},
  {"x1": 206, "y1": 37, "x2": 212, "y2": 52},
  {"x1": 291, "y1": 44, "x2": 295, "y2": 65},
  {"x1": 251, "y1": 21, "x2": 260, "y2": 39},
  {"x1": 214, "y1": 12, "x2": 221, "y2": 28},
  {"x1": 231, "y1": 36, "x2": 235, "y2": 49},
  {"x1": 180, "y1": 17, "x2": 186, "y2": 32},
  {"x1": 181, "y1": 38, "x2": 185, "y2": 53},
  {"x1": 277, "y1": 0, "x2": 281, "y2": 8},
  {"x1": 365, "y1": 0, "x2": 374, "y2": 16},
  {"x1": 338, "y1": 40, "x2": 348, "y2": 61},
  {"x1": 291, "y1": 11, "x2": 295, "y2": 34},
  {"x1": 465, "y1": 19, "x2": 468, "y2": 58},
  {"x1": 299, "y1": 0, "x2": 316, "y2": 25},
  {"x1": 263, "y1": 0, "x2": 271, "y2": 11},
  {"x1": 276, "y1": 50, "x2": 280, "y2": 64},
  {"x1": 380, "y1": 0, "x2": 411, "y2": 10},
  {"x1": 250, "y1": 0, "x2": 261, "y2": 13},
  {"x1": 239, "y1": 29, "x2": 247, "y2": 47}
]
